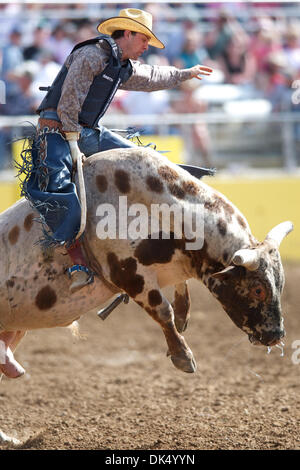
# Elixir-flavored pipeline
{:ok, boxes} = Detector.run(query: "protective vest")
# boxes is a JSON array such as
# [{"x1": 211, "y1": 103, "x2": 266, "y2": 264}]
[{"x1": 37, "y1": 34, "x2": 133, "y2": 128}]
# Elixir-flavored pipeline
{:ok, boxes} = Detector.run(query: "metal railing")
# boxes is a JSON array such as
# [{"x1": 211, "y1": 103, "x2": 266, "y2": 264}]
[{"x1": 0, "y1": 111, "x2": 299, "y2": 171}]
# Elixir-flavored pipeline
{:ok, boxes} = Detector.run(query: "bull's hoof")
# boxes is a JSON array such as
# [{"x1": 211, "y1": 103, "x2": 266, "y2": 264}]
[
  {"x1": 0, "y1": 430, "x2": 20, "y2": 445},
  {"x1": 170, "y1": 351, "x2": 197, "y2": 373},
  {"x1": 174, "y1": 317, "x2": 189, "y2": 333}
]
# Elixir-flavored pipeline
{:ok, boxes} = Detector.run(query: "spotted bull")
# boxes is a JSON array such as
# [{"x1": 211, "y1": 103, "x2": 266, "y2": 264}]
[{"x1": 0, "y1": 147, "x2": 292, "y2": 397}]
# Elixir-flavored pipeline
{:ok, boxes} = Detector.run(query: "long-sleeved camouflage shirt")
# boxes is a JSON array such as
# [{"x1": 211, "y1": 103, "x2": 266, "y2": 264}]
[{"x1": 56, "y1": 39, "x2": 192, "y2": 133}]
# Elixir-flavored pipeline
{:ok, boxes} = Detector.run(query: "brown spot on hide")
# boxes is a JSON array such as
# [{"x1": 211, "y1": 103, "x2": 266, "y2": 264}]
[
  {"x1": 168, "y1": 183, "x2": 185, "y2": 199},
  {"x1": 114, "y1": 170, "x2": 131, "y2": 194},
  {"x1": 237, "y1": 215, "x2": 247, "y2": 229},
  {"x1": 134, "y1": 234, "x2": 184, "y2": 266},
  {"x1": 182, "y1": 180, "x2": 199, "y2": 196},
  {"x1": 107, "y1": 253, "x2": 144, "y2": 298},
  {"x1": 96, "y1": 174, "x2": 108, "y2": 193},
  {"x1": 146, "y1": 175, "x2": 164, "y2": 193},
  {"x1": 35, "y1": 285, "x2": 57, "y2": 310},
  {"x1": 204, "y1": 197, "x2": 221, "y2": 213},
  {"x1": 218, "y1": 197, "x2": 235, "y2": 215},
  {"x1": 45, "y1": 267, "x2": 58, "y2": 282},
  {"x1": 24, "y1": 213, "x2": 34, "y2": 232},
  {"x1": 204, "y1": 195, "x2": 234, "y2": 222},
  {"x1": 217, "y1": 219, "x2": 227, "y2": 237},
  {"x1": 8, "y1": 226, "x2": 20, "y2": 245},
  {"x1": 190, "y1": 241, "x2": 224, "y2": 280},
  {"x1": 158, "y1": 165, "x2": 179, "y2": 183},
  {"x1": 148, "y1": 289, "x2": 162, "y2": 307}
]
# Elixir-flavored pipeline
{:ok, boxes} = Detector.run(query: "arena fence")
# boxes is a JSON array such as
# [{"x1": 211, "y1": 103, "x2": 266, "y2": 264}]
[
  {"x1": 0, "y1": 111, "x2": 299, "y2": 170},
  {"x1": 0, "y1": 112, "x2": 299, "y2": 261}
]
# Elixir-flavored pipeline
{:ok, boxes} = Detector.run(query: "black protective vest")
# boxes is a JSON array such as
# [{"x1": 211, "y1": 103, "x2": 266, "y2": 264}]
[{"x1": 37, "y1": 35, "x2": 133, "y2": 128}]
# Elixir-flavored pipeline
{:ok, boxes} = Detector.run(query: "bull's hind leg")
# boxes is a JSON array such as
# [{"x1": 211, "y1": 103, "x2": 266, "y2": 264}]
[
  {"x1": 135, "y1": 287, "x2": 196, "y2": 373},
  {"x1": 0, "y1": 331, "x2": 26, "y2": 445},
  {"x1": 0, "y1": 331, "x2": 26, "y2": 379},
  {"x1": 172, "y1": 282, "x2": 191, "y2": 333},
  {"x1": 0, "y1": 429, "x2": 20, "y2": 446}
]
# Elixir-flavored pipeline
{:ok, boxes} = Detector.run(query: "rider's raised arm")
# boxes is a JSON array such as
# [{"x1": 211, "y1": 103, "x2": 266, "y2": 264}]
[
  {"x1": 120, "y1": 61, "x2": 212, "y2": 92},
  {"x1": 120, "y1": 60, "x2": 190, "y2": 92}
]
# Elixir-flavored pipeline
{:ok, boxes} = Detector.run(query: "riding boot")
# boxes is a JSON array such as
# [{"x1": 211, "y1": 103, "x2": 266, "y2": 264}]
[{"x1": 66, "y1": 239, "x2": 93, "y2": 293}]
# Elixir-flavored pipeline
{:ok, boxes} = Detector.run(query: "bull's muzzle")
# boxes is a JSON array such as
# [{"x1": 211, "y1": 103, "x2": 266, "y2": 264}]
[{"x1": 248, "y1": 328, "x2": 286, "y2": 346}]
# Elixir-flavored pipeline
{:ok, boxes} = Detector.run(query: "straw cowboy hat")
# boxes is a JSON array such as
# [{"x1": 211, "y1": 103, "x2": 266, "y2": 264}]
[{"x1": 97, "y1": 8, "x2": 164, "y2": 49}]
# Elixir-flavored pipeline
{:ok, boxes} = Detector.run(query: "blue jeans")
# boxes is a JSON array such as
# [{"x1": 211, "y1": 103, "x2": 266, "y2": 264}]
[{"x1": 78, "y1": 125, "x2": 137, "y2": 157}]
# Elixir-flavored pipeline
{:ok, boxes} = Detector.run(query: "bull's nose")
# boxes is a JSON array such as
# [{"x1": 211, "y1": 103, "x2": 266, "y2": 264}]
[
  {"x1": 264, "y1": 329, "x2": 286, "y2": 346},
  {"x1": 249, "y1": 328, "x2": 285, "y2": 346}
]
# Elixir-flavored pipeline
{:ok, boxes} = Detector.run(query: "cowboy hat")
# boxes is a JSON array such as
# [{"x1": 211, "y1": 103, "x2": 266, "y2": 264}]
[{"x1": 97, "y1": 8, "x2": 164, "y2": 49}]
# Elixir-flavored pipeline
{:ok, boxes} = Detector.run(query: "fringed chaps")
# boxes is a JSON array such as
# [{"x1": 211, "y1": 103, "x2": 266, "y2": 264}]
[{"x1": 17, "y1": 118, "x2": 81, "y2": 247}]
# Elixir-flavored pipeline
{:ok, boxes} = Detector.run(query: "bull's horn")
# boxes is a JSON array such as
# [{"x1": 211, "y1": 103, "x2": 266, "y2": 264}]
[
  {"x1": 232, "y1": 249, "x2": 260, "y2": 271},
  {"x1": 265, "y1": 221, "x2": 294, "y2": 247}
]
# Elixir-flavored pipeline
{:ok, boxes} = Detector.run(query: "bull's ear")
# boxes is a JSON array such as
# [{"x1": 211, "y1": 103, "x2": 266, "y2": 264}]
[{"x1": 211, "y1": 265, "x2": 237, "y2": 280}]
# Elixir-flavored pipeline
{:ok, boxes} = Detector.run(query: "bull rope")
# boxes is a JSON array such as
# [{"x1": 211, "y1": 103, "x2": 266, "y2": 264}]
[{"x1": 75, "y1": 154, "x2": 87, "y2": 240}]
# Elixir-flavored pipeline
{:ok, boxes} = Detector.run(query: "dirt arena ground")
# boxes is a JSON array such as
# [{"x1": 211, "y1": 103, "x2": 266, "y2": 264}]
[{"x1": 0, "y1": 263, "x2": 300, "y2": 451}]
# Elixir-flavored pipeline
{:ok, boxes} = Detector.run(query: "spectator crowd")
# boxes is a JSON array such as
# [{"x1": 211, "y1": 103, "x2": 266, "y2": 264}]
[{"x1": 0, "y1": 2, "x2": 300, "y2": 168}]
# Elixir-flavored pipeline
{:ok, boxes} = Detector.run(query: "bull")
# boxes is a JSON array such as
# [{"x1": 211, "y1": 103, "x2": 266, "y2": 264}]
[{"x1": 0, "y1": 148, "x2": 293, "y2": 441}]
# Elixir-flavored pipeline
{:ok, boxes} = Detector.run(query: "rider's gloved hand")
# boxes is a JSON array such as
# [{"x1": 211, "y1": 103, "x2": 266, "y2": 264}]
[{"x1": 65, "y1": 131, "x2": 85, "y2": 164}]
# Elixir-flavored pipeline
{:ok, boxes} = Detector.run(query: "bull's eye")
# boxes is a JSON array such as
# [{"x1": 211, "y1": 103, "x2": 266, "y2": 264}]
[{"x1": 250, "y1": 285, "x2": 266, "y2": 301}]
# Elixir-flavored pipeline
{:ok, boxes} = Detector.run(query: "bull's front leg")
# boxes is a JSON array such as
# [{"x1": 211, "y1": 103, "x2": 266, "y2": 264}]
[
  {"x1": 172, "y1": 281, "x2": 191, "y2": 333},
  {"x1": 103, "y1": 255, "x2": 196, "y2": 373},
  {"x1": 135, "y1": 288, "x2": 196, "y2": 373}
]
